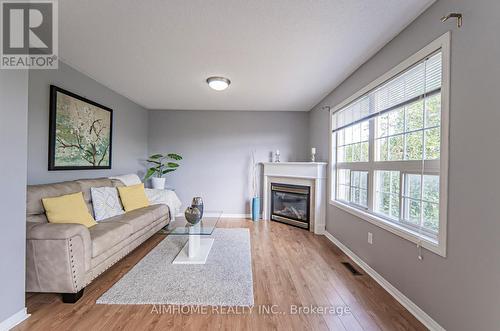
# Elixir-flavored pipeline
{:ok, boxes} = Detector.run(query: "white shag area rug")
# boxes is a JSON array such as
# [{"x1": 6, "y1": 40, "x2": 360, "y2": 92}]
[{"x1": 96, "y1": 228, "x2": 254, "y2": 306}]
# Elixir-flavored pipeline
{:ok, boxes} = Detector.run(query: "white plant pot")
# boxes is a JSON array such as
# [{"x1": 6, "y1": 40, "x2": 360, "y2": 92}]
[{"x1": 151, "y1": 177, "x2": 166, "y2": 189}]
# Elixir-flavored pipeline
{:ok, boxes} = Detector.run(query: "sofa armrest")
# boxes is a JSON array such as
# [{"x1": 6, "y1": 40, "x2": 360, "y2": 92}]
[
  {"x1": 27, "y1": 222, "x2": 90, "y2": 241},
  {"x1": 26, "y1": 222, "x2": 91, "y2": 293}
]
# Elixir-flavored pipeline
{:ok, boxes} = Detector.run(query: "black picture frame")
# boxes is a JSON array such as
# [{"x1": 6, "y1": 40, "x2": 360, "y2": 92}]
[{"x1": 48, "y1": 85, "x2": 113, "y2": 170}]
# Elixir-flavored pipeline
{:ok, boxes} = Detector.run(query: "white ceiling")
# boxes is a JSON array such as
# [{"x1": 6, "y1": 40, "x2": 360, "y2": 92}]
[{"x1": 60, "y1": 0, "x2": 435, "y2": 111}]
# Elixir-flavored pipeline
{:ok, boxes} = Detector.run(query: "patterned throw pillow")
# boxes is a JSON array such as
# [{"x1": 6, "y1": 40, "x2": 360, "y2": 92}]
[{"x1": 91, "y1": 187, "x2": 125, "y2": 221}]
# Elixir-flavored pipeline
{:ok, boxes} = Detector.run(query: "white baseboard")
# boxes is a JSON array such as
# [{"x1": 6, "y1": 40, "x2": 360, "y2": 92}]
[
  {"x1": 204, "y1": 213, "x2": 256, "y2": 219},
  {"x1": 0, "y1": 308, "x2": 29, "y2": 331},
  {"x1": 323, "y1": 231, "x2": 445, "y2": 331},
  {"x1": 220, "y1": 213, "x2": 252, "y2": 218}
]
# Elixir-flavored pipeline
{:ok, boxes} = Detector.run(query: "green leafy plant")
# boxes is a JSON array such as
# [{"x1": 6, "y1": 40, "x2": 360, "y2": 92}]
[{"x1": 144, "y1": 153, "x2": 182, "y2": 180}]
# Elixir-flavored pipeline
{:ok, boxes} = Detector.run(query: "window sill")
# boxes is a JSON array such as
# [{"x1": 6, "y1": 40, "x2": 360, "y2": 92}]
[{"x1": 329, "y1": 200, "x2": 446, "y2": 257}]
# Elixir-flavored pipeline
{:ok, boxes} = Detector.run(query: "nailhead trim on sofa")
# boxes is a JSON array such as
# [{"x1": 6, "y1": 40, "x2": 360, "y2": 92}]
[{"x1": 81, "y1": 218, "x2": 167, "y2": 288}]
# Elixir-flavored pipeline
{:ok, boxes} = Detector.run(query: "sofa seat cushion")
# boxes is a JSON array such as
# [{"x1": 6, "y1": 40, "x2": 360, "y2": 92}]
[
  {"x1": 108, "y1": 204, "x2": 169, "y2": 232},
  {"x1": 89, "y1": 222, "x2": 132, "y2": 257}
]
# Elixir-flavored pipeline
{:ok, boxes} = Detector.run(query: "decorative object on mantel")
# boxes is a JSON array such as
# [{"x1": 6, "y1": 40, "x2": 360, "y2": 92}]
[
  {"x1": 311, "y1": 147, "x2": 316, "y2": 162},
  {"x1": 144, "y1": 153, "x2": 183, "y2": 189},
  {"x1": 250, "y1": 150, "x2": 260, "y2": 221},
  {"x1": 191, "y1": 197, "x2": 204, "y2": 218},
  {"x1": 274, "y1": 149, "x2": 280, "y2": 163},
  {"x1": 184, "y1": 206, "x2": 202, "y2": 224},
  {"x1": 48, "y1": 85, "x2": 113, "y2": 170}
]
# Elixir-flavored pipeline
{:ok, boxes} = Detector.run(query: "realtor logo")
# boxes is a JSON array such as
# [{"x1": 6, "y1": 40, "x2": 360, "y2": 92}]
[{"x1": 1, "y1": 0, "x2": 58, "y2": 69}]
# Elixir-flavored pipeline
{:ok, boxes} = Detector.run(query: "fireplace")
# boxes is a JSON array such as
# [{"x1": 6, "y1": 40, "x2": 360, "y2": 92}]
[
  {"x1": 263, "y1": 162, "x2": 327, "y2": 234},
  {"x1": 271, "y1": 183, "x2": 310, "y2": 229}
]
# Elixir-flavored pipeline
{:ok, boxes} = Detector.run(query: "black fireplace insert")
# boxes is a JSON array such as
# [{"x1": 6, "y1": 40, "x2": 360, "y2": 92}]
[{"x1": 271, "y1": 183, "x2": 310, "y2": 229}]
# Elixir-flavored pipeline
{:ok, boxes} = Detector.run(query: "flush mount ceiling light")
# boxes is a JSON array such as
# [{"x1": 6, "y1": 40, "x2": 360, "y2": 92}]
[{"x1": 206, "y1": 76, "x2": 231, "y2": 91}]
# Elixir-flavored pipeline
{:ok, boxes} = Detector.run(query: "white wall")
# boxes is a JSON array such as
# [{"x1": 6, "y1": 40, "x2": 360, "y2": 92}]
[
  {"x1": 0, "y1": 70, "x2": 28, "y2": 325},
  {"x1": 309, "y1": 0, "x2": 500, "y2": 330},
  {"x1": 148, "y1": 110, "x2": 309, "y2": 214}
]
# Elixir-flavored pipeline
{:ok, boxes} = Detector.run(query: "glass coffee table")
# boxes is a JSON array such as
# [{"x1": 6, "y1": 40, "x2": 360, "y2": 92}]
[{"x1": 165, "y1": 211, "x2": 222, "y2": 264}]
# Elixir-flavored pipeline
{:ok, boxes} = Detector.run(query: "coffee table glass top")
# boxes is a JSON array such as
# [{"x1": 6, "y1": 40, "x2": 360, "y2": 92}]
[{"x1": 165, "y1": 211, "x2": 222, "y2": 235}]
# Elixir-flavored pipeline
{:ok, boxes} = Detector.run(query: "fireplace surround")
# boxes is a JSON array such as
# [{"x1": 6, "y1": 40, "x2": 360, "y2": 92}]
[{"x1": 262, "y1": 162, "x2": 327, "y2": 234}]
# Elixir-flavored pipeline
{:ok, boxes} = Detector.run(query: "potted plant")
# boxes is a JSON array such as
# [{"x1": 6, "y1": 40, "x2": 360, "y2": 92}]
[{"x1": 144, "y1": 153, "x2": 182, "y2": 189}]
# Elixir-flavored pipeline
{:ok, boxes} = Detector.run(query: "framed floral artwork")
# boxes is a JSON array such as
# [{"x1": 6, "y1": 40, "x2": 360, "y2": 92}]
[{"x1": 48, "y1": 85, "x2": 113, "y2": 170}]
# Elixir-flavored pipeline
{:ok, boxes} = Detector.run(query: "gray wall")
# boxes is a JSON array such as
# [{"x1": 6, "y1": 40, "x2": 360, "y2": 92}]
[
  {"x1": 309, "y1": 0, "x2": 500, "y2": 330},
  {"x1": 27, "y1": 62, "x2": 150, "y2": 184},
  {"x1": 0, "y1": 71, "x2": 28, "y2": 323},
  {"x1": 149, "y1": 110, "x2": 309, "y2": 214}
]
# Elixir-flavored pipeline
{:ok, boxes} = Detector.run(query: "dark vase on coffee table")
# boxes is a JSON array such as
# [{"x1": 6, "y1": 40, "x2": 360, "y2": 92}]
[
  {"x1": 191, "y1": 197, "x2": 204, "y2": 218},
  {"x1": 184, "y1": 206, "x2": 202, "y2": 224}
]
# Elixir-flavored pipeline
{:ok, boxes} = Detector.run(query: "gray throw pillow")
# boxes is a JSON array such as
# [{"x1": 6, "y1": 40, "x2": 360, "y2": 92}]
[{"x1": 91, "y1": 187, "x2": 124, "y2": 221}]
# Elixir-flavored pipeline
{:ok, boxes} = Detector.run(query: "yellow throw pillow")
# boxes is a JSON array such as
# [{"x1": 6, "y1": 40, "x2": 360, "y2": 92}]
[
  {"x1": 117, "y1": 183, "x2": 149, "y2": 212},
  {"x1": 42, "y1": 192, "x2": 97, "y2": 228}
]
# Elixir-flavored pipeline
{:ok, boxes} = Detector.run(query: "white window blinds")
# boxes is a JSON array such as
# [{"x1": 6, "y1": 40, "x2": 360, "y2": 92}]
[{"x1": 332, "y1": 52, "x2": 442, "y2": 132}]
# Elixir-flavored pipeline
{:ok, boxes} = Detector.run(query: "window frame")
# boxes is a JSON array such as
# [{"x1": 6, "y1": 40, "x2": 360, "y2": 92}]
[
  {"x1": 336, "y1": 170, "x2": 369, "y2": 209},
  {"x1": 329, "y1": 32, "x2": 450, "y2": 257}
]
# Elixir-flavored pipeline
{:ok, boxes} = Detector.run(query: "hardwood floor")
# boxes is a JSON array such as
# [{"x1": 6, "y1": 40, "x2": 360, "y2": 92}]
[{"x1": 16, "y1": 219, "x2": 426, "y2": 331}]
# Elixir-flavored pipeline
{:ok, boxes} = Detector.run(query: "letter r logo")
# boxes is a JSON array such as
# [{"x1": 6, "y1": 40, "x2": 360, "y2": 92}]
[{"x1": 2, "y1": 1, "x2": 53, "y2": 55}]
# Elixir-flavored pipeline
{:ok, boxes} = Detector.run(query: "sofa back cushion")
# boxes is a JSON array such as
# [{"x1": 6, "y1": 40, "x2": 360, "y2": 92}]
[
  {"x1": 27, "y1": 177, "x2": 117, "y2": 223},
  {"x1": 27, "y1": 181, "x2": 82, "y2": 222},
  {"x1": 76, "y1": 178, "x2": 114, "y2": 216},
  {"x1": 110, "y1": 179, "x2": 126, "y2": 188}
]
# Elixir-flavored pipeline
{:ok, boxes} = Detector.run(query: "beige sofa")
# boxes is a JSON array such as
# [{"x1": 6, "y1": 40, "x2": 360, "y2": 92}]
[{"x1": 26, "y1": 178, "x2": 170, "y2": 303}]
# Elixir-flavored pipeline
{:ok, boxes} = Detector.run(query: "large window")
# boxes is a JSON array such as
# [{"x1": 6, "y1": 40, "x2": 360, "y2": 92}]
[{"x1": 330, "y1": 33, "x2": 449, "y2": 256}]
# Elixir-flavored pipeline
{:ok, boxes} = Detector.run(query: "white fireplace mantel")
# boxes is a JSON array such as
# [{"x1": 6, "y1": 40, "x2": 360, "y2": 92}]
[{"x1": 262, "y1": 162, "x2": 328, "y2": 234}]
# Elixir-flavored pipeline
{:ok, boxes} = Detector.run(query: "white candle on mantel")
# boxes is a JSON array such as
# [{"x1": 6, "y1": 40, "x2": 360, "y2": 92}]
[
  {"x1": 311, "y1": 147, "x2": 316, "y2": 154},
  {"x1": 276, "y1": 149, "x2": 280, "y2": 156}
]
